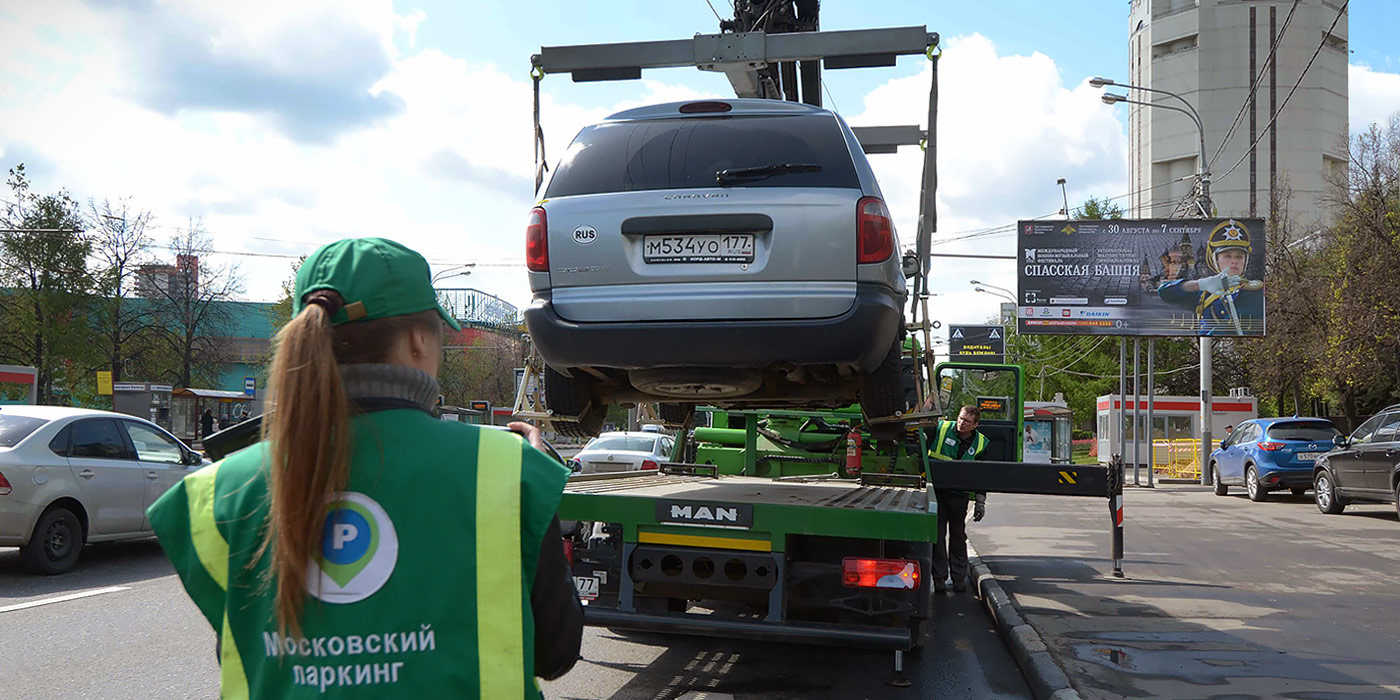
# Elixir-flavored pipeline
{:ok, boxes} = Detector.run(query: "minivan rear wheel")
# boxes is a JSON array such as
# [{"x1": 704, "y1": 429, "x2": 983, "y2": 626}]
[
  {"x1": 861, "y1": 334, "x2": 909, "y2": 440},
  {"x1": 544, "y1": 367, "x2": 606, "y2": 439},
  {"x1": 20, "y1": 506, "x2": 83, "y2": 575}
]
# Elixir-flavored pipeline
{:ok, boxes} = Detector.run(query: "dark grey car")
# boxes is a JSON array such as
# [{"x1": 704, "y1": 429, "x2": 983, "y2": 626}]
[
  {"x1": 524, "y1": 99, "x2": 908, "y2": 436},
  {"x1": 1313, "y1": 404, "x2": 1400, "y2": 517}
]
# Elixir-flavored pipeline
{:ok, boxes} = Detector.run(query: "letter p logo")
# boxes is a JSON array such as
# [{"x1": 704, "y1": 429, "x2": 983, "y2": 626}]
[{"x1": 333, "y1": 523, "x2": 359, "y2": 550}]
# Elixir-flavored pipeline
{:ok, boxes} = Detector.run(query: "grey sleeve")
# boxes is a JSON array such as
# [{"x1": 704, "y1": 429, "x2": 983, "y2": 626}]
[{"x1": 532, "y1": 516, "x2": 584, "y2": 680}]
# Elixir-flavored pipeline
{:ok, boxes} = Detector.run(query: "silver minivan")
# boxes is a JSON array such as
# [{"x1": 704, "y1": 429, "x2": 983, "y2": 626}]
[
  {"x1": 0, "y1": 405, "x2": 204, "y2": 574},
  {"x1": 525, "y1": 99, "x2": 909, "y2": 436}
]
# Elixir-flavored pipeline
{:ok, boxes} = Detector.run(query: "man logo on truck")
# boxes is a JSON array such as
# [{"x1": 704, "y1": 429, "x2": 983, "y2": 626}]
[
  {"x1": 657, "y1": 500, "x2": 755, "y2": 528},
  {"x1": 671, "y1": 504, "x2": 739, "y2": 522}
]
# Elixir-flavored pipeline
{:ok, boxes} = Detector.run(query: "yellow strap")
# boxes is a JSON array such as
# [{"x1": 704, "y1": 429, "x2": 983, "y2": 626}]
[
  {"x1": 476, "y1": 430, "x2": 526, "y2": 698},
  {"x1": 184, "y1": 463, "x2": 229, "y2": 590},
  {"x1": 220, "y1": 611, "x2": 250, "y2": 699}
]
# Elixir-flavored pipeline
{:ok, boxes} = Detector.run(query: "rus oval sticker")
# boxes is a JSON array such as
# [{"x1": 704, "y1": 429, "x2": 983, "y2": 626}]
[{"x1": 573, "y1": 226, "x2": 598, "y2": 245}]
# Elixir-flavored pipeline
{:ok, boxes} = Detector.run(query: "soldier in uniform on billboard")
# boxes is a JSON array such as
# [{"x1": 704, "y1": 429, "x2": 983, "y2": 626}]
[{"x1": 1156, "y1": 219, "x2": 1264, "y2": 335}]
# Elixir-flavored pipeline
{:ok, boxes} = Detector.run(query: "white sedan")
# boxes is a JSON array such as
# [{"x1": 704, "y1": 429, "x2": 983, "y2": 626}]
[
  {"x1": 0, "y1": 405, "x2": 205, "y2": 574},
  {"x1": 569, "y1": 431, "x2": 675, "y2": 474}
]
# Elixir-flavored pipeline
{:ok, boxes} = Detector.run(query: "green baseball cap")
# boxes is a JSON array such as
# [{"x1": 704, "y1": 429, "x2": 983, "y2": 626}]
[{"x1": 294, "y1": 237, "x2": 461, "y2": 330}]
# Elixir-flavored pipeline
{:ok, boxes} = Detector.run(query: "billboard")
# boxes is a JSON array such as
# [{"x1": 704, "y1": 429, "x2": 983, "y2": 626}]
[
  {"x1": 949, "y1": 325, "x2": 1006, "y2": 362},
  {"x1": 1017, "y1": 218, "x2": 1266, "y2": 336}
]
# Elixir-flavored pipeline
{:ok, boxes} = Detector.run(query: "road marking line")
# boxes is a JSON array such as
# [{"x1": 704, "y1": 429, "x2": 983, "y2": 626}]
[{"x1": 0, "y1": 585, "x2": 130, "y2": 613}]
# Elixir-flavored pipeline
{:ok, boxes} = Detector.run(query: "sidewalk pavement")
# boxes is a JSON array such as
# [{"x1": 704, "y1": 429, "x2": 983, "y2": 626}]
[{"x1": 968, "y1": 482, "x2": 1400, "y2": 699}]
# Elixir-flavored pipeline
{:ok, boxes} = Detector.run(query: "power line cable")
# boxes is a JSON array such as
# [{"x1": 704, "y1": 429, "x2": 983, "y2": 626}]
[
  {"x1": 700, "y1": 0, "x2": 722, "y2": 22},
  {"x1": 1214, "y1": 0, "x2": 1348, "y2": 186}
]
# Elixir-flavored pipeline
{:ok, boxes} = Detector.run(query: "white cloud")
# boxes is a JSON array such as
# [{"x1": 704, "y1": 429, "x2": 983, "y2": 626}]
[
  {"x1": 1350, "y1": 63, "x2": 1400, "y2": 133},
  {"x1": 0, "y1": 1, "x2": 715, "y2": 314},
  {"x1": 0, "y1": 5, "x2": 1130, "y2": 346},
  {"x1": 846, "y1": 34, "x2": 1129, "y2": 330}
]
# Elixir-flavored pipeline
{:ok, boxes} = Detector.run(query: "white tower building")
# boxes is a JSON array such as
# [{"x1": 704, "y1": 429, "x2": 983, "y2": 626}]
[{"x1": 1126, "y1": 0, "x2": 1348, "y2": 228}]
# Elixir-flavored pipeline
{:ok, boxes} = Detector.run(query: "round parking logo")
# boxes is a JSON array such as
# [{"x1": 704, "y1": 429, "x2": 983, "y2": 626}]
[{"x1": 308, "y1": 492, "x2": 398, "y2": 604}]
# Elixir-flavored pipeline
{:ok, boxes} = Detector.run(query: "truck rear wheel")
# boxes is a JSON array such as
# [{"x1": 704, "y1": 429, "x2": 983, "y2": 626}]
[{"x1": 545, "y1": 367, "x2": 606, "y2": 438}]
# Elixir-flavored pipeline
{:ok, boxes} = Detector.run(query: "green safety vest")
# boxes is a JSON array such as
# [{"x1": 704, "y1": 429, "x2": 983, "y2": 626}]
[
  {"x1": 147, "y1": 409, "x2": 569, "y2": 699},
  {"x1": 927, "y1": 420, "x2": 988, "y2": 498},
  {"x1": 928, "y1": 420, "x2": 988, "y2": 462}
]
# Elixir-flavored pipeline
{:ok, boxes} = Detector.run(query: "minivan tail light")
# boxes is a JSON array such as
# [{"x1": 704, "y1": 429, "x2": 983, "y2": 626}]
[
  {"x1": 0, "y1": 471, "x2": 11, "y2": 496},
  {"x1": 842, "y1": 557, "x2": 919, "y2": 589},
  {"x1": 857, "y1": 197, "x2": 894, "y2": 264},
  {"x1": 526, "y1": 207, "x2": 549, "y2": 272},
  {"x1": 1257, "y1": 441, "x2": 1284, "y2": 451}
]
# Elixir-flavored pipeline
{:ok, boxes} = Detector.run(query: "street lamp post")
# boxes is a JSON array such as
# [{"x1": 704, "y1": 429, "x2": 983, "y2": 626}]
[
  {"x1": 432, "y1": 264, "x2": 475, "y2": 285},
  {"x1": 1096, "y1": 77, "x2": 1214, "y2": 487},
  {"x1": 969, "y1": 279, "x2": 1016, "y2": 303}
]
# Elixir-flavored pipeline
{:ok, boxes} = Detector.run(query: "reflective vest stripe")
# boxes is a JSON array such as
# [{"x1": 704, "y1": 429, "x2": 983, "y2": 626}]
[
  {"x1": 220, "y1": 611, "x2": 249, "y2": 699},
  {"x1": 184, "y1": 464, "x2": 228, "y2": 590},
  {"x1": 928, "y1": 422, "x2": 988, "y2": 461},
  {"x1": 475, "y1": 430, "x2": 525, "y2": 699},
  {"x1": 184, "y1": 464, "x2": 250, "y2": 697}
]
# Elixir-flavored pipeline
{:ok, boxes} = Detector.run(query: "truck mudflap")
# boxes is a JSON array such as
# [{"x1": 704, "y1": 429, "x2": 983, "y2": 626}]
[{"x1": 584, "y1": 608, "x2": 914, "y2": 650}]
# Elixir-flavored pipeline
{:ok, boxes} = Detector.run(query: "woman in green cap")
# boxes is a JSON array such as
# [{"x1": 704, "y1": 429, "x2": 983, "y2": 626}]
[{"x1": 147, "y1": 237, "x2": 582, "y2": 698}]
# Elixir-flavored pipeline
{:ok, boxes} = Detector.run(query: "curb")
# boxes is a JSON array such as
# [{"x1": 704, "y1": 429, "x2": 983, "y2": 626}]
[{"x1": 967, "y1": 542, "x2": 1081, "y2": 700}]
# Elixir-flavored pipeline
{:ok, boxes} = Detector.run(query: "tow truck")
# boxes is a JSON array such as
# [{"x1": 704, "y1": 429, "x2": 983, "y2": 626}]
[{"x1": 513, "y1": 5, "x2": 1125, "y2": 679}]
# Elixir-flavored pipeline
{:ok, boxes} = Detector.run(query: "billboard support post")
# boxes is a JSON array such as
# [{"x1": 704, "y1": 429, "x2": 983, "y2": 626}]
[
  {"x1": 1146, "y1": 338, "x2": 1156, "y2": 488},
  {"x1": 1133, "y1": 338, "x2": 1141, "y2": 486},
  {"x1": 1201, "y1": 338, "x2": 1213, "y2": 486},
  {"x1": 1118, "y1": 338, "x2": 1126, "y2": 471}
]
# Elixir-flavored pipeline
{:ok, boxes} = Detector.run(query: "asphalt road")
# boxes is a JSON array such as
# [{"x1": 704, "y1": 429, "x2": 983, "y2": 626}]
[
  {"x1": 970, "y1": 483, "x2": 1400, "y2": 699},
  {"x1": 0, "y1": 540, "x2": 1030, "y2": 699}
]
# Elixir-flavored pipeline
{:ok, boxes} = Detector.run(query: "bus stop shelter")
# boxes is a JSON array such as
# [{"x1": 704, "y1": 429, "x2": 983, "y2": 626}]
[{"x1": 172, "y1": 388, "x2": 256, "y2": 441}]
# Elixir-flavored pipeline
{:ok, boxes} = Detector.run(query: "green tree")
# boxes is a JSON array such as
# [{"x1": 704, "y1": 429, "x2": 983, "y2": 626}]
[
  {"x1": 145, "y1": 221, "x2": 245, "y2": 388},
  {"x1": 87, "y1": 198, "x2": 160, "y2": 383},
  {"x1": 1314, "y1": 116, "x2": 1400, "y2": 426},
  {"x1": 1073, "y1": 196, "x2": 1124, "y2": 220},
  {"x1": 0, "y1": 164, "x2": 93, "y2": 403}
]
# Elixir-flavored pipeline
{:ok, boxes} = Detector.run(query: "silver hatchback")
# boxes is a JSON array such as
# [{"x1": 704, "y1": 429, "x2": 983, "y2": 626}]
[
  {"x1": 525, "y1": 99, "x2": 908, "y2": 436},
  {"x1": 0, "y1": 405, "x2": 204, "y2": 574}
]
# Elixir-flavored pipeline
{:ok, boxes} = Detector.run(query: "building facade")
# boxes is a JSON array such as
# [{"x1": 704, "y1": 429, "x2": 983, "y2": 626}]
[{"x1": 1127, "y1": 0, "x2": 1348, "y2": 228}]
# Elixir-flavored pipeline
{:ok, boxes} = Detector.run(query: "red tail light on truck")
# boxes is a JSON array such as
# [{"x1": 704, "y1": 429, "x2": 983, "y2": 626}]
[{"x1": 841, "y1": 557, "x2": 920, "y2": 589}]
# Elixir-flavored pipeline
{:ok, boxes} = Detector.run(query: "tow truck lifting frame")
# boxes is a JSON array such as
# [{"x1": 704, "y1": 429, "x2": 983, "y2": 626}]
[{"x1": 523, "y1": 15, "x2": 1129, "y2": 677}]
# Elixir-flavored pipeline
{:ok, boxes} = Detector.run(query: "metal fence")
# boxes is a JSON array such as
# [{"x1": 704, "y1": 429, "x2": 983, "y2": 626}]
[{"x1": 1153, "y1": 439, "x2": 1202, "y2": 480}]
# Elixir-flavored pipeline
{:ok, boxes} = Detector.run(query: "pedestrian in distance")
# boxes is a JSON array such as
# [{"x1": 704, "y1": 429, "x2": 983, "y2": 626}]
[
  {"x1": 1157, "y1": 219, "x2": 1265, "y2": 336},
  {"x1": 200, "y1": 409, "x2": 214, "y2": 439},
  {"x1": 146, "y1": 237, "x2": 582, "y2": 698},
  {"x1": 920, "y1": 399, "x2": 989, "y2": 593}
]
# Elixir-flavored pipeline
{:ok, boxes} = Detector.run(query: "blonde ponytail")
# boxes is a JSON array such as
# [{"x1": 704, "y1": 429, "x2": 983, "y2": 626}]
[{"x1": 260, "y1": 294, "x2": 352, "y2": 637}]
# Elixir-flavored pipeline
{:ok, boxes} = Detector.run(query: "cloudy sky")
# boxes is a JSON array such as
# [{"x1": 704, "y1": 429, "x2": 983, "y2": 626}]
[{"x1": 2, "y1": 0, "x2": 1397, "y2": 332}]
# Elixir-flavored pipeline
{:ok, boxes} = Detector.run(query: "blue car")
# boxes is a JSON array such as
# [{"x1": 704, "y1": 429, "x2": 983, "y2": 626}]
[{"x1": 1210, "y1": 417, "x2": 1341, "y2": 502}]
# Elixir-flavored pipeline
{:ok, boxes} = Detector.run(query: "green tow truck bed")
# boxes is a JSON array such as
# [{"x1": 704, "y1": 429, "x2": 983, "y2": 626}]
[{"x1": 560, "y1": 466, "x2": 939, "y2": 650}]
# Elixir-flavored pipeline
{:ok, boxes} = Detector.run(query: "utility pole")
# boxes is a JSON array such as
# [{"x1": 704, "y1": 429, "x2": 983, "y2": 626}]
[{"x1": 1097, "y1": 77, "x2": 1214, "y2": 487}]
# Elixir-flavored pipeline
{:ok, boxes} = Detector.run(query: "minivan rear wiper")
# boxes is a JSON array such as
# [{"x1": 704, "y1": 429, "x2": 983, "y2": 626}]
[{"x1": 715, "y1": 163, "x2": 822, "y2": 186}]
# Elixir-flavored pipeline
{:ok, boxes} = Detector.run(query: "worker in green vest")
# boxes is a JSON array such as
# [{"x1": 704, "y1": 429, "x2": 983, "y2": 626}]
[
  {"x1": 146, "y1": 238, "x2": 582, "y2": 698},
  {"x1": 923, "y1": 402, "x2": 989, "y2": 593}
]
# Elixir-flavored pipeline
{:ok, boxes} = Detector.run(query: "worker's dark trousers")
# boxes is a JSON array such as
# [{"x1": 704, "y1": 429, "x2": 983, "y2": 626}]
[{"x1": 932, "y1": 490, "x2": 970, "y2": 584}]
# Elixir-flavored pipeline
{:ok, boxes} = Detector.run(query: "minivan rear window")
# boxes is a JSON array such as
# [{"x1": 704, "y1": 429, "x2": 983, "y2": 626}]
[
  {"x1": 545, "y1": 114, "x2": 860, "y2": 197},
  {"x1": 1267, "y1": 422, "x2": 1339, "y2": 441},
  {"x1": 0, "y1": 415, "x2": 48, "y2": 447}
]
